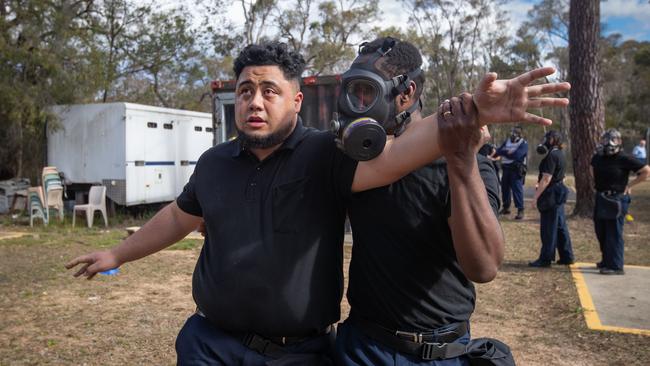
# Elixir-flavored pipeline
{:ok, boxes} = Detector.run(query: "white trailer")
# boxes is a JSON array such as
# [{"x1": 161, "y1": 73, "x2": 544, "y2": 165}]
[{"x1": 48, "y1": 102, "x2": 219, "y2": 206}]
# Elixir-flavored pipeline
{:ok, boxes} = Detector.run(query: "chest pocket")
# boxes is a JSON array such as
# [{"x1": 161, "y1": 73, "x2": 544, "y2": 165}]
[{"x1": 272, "y1": 177, "x2": 309, "y2": 233}]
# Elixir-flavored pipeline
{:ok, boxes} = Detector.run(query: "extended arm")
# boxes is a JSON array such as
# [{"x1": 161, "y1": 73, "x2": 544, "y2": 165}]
[
  {"x1": 65, "y1": 201, "x2": 202, "y2": 279},
  {"x1": 626, "y1": 165, "x2": 650, "y2": 194},
  {"x1": 441, "y1": 95, "x2": 504, "y2": 283},
  {"x1": 351, "y1": 67, "x2": 570, "y2": 192}
]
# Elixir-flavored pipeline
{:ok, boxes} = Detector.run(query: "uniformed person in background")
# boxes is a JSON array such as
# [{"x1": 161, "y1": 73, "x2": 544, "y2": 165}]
[
  {"x1": 529, "y1": 130, "x2": 574, "y2": 268},
  {"x1": 592, "y1": 129, "x2": 650, "y2": 275},
  {"x1": 496, "y1": 127, "x2": 528, "y2": 220}
]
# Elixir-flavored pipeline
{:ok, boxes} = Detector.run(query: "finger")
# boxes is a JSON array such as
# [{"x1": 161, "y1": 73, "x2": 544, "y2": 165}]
[
  {"x1": 477, "y1": 72, "x2": 498, "y2": 92},
  {"x1": 65, "y1": 255, "x2": 92, "y2": 269},
  {"x1": 522, "y1": 112, "x2": 553, "y2": 126},
  {"x1": 527, "y1": 82, "x2": 571, "y2": 97},
  {"x1": 73, "y1": 263, "x2": 90, "y2": 277},
  {"x1": 85, "y1": 262, "x2": 104, "y2": 277},
  {"x1": 459, "y1": 93, "x2": 475, "y2": 116},
  {"x1": 515, "y1": 67, "x2": 556, "y2": 86},
  {"x1": 449, "y1": 96, "x2": 461, "y2": 116},
  {"x1": 527, "y1": 97, "x2": 570, "y2": 109},
  {"x1": 438, "y1": 103, "x2": 446, "y2": 119},
  {"x1": 86, "y1": 272, "x2": 97, "y2": 280}
]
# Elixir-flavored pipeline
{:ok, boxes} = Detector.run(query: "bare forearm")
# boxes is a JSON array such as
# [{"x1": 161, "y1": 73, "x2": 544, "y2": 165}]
[
  {"x1": 534, "y1": 175, "x2": 552, "y2": 201},
  {"x1": 629, "y1": 166, "x2": 650, "y2": 189},
  {"x1": 447, "y1": 155, "x2": 504, "y2": 283},
  {"x1": 352, "y1": 114, "x2": 441, "y2": 192},
  {"x1": 110, "y1": 202, "x2": 201, "y2": 265}
]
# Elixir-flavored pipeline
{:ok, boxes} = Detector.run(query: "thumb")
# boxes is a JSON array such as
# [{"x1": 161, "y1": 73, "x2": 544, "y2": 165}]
[{"x1": 477, "y1": 72, "x2": 498, "y2": 92}]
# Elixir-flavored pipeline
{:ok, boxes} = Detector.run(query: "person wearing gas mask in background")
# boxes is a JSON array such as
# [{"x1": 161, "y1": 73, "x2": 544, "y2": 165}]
[
  {"x1": 333, "y1": 37, "x2": 565, "y2": 366},
  {"x1": 496, "y1": 127, "x2": 528, "y2": 220},
  {"x1": 592, "y1": 129, "x2": 650, "y2": 275},
  {"x1": 67, "y1": 39, "x2": 570, "y2": 365},
  {"x1": 528, "y1": 130, "x2": 574, "y2": 268}
]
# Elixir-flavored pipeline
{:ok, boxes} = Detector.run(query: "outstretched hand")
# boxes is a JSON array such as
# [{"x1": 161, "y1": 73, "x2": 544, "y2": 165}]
[
  {"x1": 65, "y1": 250, "x2": 120, "y2": 280},
  {"x1": 473, "y1": 66, "x2": 570, "y2": 126}
]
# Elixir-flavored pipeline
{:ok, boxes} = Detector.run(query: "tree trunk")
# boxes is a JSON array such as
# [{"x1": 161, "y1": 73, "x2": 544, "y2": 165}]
[
  {"x1": 568, "y1": 0, "x2": 604, "y2": 216},
  {"x1": 16, "y1": 119, "x2": 23, "y2": 178}
]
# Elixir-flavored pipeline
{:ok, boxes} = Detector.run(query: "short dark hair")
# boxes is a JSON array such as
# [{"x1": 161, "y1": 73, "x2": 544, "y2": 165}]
[
  {"x1": 359, "y1": 37, "x2": 425, "y2": 100},
  {"x1": 233, "y1": 42, "x2": 306, "y2": 83}
]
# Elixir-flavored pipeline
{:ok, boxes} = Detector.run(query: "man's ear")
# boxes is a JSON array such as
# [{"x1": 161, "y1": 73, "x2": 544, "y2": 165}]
[
  {"x1": 293, "y1": 91, "x2": 304, "y2": 113},
  {"x1": 398, "y1": 80, "x2": 417, "y2": 107}
]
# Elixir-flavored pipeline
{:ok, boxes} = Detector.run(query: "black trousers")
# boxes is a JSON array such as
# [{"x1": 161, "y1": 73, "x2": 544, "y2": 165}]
[{"x1": 175, "y1": 313, "x2": 334, "y2": 366}]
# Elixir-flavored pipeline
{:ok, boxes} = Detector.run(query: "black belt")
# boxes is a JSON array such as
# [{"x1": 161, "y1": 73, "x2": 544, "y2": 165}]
[
  {"x1": 352, "y1": 316, "x2": 469, "y2": 360},
  {"x1": 599, "y1": 190, "x2": 622, "y2": 196},
  {"x1": 196, "y1": 309, "x2": 331, "y2": 358}
]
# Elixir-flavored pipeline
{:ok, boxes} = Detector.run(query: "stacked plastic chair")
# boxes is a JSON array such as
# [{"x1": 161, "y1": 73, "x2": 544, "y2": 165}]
[
  {"x1": 41, "y1": 167, "x2": 64, "y2": 221},
  {"x1": 28, "y1": 187, "x2": 48, "y2": 226}
]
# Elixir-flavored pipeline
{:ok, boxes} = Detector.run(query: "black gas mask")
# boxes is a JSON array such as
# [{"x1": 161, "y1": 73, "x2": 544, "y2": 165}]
[
  {"x1": 536, "y1": 130, "x2": 561, "y2": 155},
  {"x1": 330, "y1": 38, "x2": 422, "y2": 161},
  {"x1": 597, "y1": 129, "x2": 622, "y2": 156},
  {"x1": 510, "y1": 127, "x2": 523, "y2": 143}
]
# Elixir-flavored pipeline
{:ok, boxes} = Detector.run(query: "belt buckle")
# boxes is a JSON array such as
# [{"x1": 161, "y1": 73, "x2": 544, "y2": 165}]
[
  {"x1": 395, "y1": 330, "x2": 423, "y2": 343},
  {"x1": 421, "y1": 341, "x2": 447, "y2": 360}
]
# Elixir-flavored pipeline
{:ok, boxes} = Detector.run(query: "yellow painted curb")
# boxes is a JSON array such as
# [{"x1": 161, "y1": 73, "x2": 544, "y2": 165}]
[{"x1": 570, "y1": 262, "x2": 650, "y2": 336}]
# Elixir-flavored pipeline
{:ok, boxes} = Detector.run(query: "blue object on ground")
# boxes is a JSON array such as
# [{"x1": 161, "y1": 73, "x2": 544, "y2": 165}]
[{"x1": 99, "y1": 268, "x2": 120, "y2": 276}]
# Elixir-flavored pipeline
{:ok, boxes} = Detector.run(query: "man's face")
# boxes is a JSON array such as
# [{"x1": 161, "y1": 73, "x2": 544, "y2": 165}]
[
  {"x1": 641, "y1": 140, "x2": 646, "y2": 147},
  {"x1": 235, "y1": 65, "x2": 303, "y2": 149}
]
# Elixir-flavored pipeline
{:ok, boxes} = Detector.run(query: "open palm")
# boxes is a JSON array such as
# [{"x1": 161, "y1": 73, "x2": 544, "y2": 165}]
[{"x1": 473, "y1": 67, "x2": 571, "y2": 126}]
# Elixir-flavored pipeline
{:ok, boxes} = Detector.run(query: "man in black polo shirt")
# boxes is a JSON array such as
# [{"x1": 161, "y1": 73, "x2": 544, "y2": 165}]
[
  {"x1": 66, "y1": 41, "x2": 570, "y2": 365},
  {"x1": 592, "y1": 129, "x2": 650, "y2": 275},
  {"x1": 335, "y1": 38, "x2": 511, "y2": 366}
]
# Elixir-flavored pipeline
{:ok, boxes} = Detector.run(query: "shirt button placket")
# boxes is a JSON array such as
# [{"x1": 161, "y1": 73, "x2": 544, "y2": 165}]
[{"x1": 246, "y1": 164, "x2": 262, "y2": 201}]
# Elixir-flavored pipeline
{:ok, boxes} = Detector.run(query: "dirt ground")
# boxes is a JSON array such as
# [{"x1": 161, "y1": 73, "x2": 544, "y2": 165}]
[{"x1": 1, "y1": 184, "x2": 649, "y2": 365}]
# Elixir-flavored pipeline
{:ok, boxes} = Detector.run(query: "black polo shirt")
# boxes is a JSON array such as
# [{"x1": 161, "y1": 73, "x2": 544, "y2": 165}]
[
  {"x1": 591, "y1": 152, "x2": 645, "y2": 192},
  {"x1": 346, "y1": 155, "x2": 500, "y2": 331},
  {"x1": 538, "y1": 148, "x2": 566, "y2": 184},
  {"x1": 176, "y1": 119, "x2": 358, "y2": 336}
]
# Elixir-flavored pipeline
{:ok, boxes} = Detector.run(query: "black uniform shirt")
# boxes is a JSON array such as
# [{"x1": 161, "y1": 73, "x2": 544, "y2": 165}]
[
  {"x1": 176, "y1": 119, "x2": 358, "y2": 336},
  {"x1": 591, "y1": 152, "x2": 644, "y2": 192},
  {"x1": 538, "y1": 148, "x2": 566, "y2": 184},
  {"x1": 346, "y1": 155, "x2": 500, "y2": 331}
]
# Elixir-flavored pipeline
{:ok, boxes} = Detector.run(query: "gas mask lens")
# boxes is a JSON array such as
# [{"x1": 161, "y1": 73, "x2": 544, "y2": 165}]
[{"x1": 346, "y1": 80, "x2": 378, "y2": 113}]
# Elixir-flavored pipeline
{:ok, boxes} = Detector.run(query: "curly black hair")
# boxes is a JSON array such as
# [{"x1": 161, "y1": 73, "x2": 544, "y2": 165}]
[
  {"x1": 358, "y1": 37, "x2": 425, "y2": 100},
  {"x1": 233, "y1": 42, "x2": 306, "y2": 84}
]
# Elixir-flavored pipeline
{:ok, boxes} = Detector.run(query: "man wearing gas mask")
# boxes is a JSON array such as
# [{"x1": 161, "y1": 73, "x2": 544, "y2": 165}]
[
  {"x1": 528, "y1": 130, "x2": 574, "y2": 268},
  {"x1": 335, "y1": 37, "x2": 516, "y2": 366},
  {"x1": 591, "y1": 129, "x2": 650, "y2": 275},
  {"x1": 496, "y1": 127, "x2": 528, "y2": 220}
]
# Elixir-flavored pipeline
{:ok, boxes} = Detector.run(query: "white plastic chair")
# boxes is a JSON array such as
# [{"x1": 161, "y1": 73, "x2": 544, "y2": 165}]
[
  {"x1": 28, "y1": 187, "x2": 48, "y2": 226},
  {"x1": 72, "y1": 186, "x2": 108, "y2": 228},
  {"x1": 41, "y1": 166, "x2": 64, "y2": 221}
]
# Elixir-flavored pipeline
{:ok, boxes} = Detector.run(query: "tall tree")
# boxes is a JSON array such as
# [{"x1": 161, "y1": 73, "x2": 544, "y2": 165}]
[
  {"x1": 90, "y1": 0, "x2": 151, "y2": 102},
  {"x1": 568, "y1": 0, "x2": 604, "y2": 216},
  {"x1": 240, "y1": 0, "x2": 277, "y2": 44},
  {"x1": 123, "y1": 7, "x2": 199, "y2": 108},
  {"x1": 0, "y1": 0, "x2": 96, "y2": 180},
  {"x1": 306, "y1": 0, "x2": 380, "y2": 74},
  {"x1": 399, "y1": 0, "x2": 509, "y2": 111}
]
